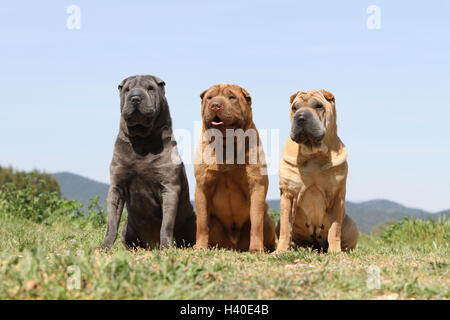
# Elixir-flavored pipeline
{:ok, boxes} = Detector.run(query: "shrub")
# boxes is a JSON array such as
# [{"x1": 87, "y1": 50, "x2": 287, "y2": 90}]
[
  {"x1": 0, "y1": 166, "x2": 60, "y2": 195},
  {"x1": 0, "y1": 175, "x2": 105, "y2": 226},
  {"x1": 0, "y1": 185, "x2": 80, "y2": 222},
  {"x1": 380, "y1": 216, "x2": 449, "y2": 245},
  {"x1": 268, "y1": 209, "x2": 280, "y2": 225},
  {"x1": 371, "y1": 219, "x2": 398, "y2": 236},
  {"x1": 85, "y1": 196, "x2": 107, "y2": 228}
]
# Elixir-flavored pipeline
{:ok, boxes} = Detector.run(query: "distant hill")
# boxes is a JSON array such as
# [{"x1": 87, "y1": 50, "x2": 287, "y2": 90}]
[
  {"x1": 345, "y1": 200, "x2": 446, "y2": 233},
  {"x1": 53, "y1": 172, "x2": 448, "y2": 234},
  {"x1": 53, "y1": 172, "x2": 109, "y2": 210},
  {"x1": 435, "y1": 209, "x2": 450, "y2": 217},
  {"x1": 268, "y1": 199, "x2": 448, "y2": 233}
]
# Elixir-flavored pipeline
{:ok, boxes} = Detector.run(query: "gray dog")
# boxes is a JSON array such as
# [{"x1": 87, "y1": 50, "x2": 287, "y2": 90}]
[{"x1": 100, "y1": 75, "x2": 196, "y2": 250}]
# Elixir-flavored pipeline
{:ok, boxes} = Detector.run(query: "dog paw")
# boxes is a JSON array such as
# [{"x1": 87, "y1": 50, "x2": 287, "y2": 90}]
[
  {"x1": 194, "y1": 243, "x2": 208, "y2": 250},
  {"x1": 328, "y1": 247, "x2": 342, "y2": 254},
  {"x1": 271, "y1": 248, "x2": 288, "y2": 256},
  {"x1": 159, "y1": 239, "x2": 174, "y2": 250},
  {"x1": 249, "y1": 243, "x2": 264, "y2": 253},
  {"x1": 92, "y1": 245, "x2": 109, "y2": 253},
  {"x1": 328, "y1": 242, "x2": 342, "y2": 253}
]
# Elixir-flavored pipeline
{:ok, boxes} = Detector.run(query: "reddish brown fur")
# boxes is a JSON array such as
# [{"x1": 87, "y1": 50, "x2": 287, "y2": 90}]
[{"x1": 194, "y1": 84, "x2": 276, "y2": 252}]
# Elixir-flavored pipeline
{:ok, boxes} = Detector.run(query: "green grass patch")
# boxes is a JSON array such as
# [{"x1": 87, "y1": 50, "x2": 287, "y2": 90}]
[
  {"x1": 0, "y1": 184, "x2": 448, "y2": 299},
  {"x1": 0, "y1": 213, "x2": 448, "y2": 299}
]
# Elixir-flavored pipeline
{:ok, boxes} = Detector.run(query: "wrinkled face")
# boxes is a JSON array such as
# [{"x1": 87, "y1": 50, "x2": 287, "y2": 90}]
[
  {"x1": 118, "y1": 75, "x2": 166, "y2": 137},
  {"x1": 289, "y1": 90, "x2": 335, "y2": 145},
  {"x1": 200, "y1": 84, "x2": 253, "y2": 135}
]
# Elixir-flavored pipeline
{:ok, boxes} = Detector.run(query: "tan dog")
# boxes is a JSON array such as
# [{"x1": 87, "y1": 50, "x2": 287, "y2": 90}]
[
  {"x1": 194, "y1": 84, "x2": 276, "y2": 252},
  {"x1": 276, "y1": 89, "x2": 358, "y2": 253}
]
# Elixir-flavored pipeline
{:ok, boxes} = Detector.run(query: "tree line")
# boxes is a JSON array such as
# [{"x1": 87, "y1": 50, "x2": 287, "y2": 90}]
[{"x1": 0, "y1": 166, "x2": 61, "y2": 195}]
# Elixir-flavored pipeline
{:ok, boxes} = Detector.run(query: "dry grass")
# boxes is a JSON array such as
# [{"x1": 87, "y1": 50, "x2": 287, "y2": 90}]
[{"x1": 0, "y1": 215, "x2": 448, "y2": 299}]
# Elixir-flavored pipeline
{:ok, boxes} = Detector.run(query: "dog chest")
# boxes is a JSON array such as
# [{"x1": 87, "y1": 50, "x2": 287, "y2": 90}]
[
  {"x1": 124, "y1": 175, "x2": 161, "y2": 215},
  {"x1": 209, "y1": 171, "x2": 250, "y2": 227},
  {"x1": 298, "y1": 186, "x2": 327, "y2": 224}
]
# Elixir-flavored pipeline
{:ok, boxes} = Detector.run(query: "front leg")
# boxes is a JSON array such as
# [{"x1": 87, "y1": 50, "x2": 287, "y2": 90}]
[
  {"x1": 194, "y1": 184, "x2": 209, "y2": 249},
  {"x1": 327, "y1": 190, "x2": 346, "y2": 253},
  {"x1": 100, "y1": 185, "x2": 125, "y2": 250},
  {"x1": 248, "y1": 184, "x2": 266, "y2": 253},
  {"x1": 275, "y1": 191, "x2": 295, "y2": 252},
  {"x1": 160, "y1": 186, "x2": 180, "y2": 249}
]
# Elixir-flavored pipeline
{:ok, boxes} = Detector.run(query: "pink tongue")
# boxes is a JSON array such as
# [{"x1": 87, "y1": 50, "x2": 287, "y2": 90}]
[{"x1": 211, "y1": 121, "x2": 224, "y2": 125}]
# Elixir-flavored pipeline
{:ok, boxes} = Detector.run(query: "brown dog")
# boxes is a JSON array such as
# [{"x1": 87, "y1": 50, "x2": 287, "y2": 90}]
[
  {"x1": 194, "y1": 84, "x2": 276, "y2": 252},
  {"x1": 276, "y1": 89, "x2": 358, "y2": 253}
]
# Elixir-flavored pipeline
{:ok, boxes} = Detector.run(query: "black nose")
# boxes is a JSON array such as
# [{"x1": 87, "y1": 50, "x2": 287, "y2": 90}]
[
  {"x1": 130, "y1": 95, "x2": 141, "y2": 105},
  {"x1": 297, "y1": 112, "x2": 307, "y2": 122}
]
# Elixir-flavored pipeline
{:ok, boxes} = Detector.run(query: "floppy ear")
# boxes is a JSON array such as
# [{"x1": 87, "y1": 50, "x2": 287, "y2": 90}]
[
  {"x1": 321, "y1": 90, "x2": 335, "y2": 102},
  {"x1": 118, "y1": 77, "x2": 130, "y2": 91},
  {"x1": 152, "y1": 76, "x2": 166, "y2": 95},
  {"x1": 200, "y1": 89, "x2": 208, "y2": 100},
  {"x1": 153, "y1": 76, "x2": 166, "y2": 87},
  {"x1": 241, "y1": 88, "x2": 252, "y2": 106},
  {"x1": 290, "y1": 91, "x2": 300, "y2": 104}
]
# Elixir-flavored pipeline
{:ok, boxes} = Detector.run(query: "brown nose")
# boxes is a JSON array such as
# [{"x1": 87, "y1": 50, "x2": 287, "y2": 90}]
[{"x1": 209, "y1": 102, "x2": 223, "y2": 112}]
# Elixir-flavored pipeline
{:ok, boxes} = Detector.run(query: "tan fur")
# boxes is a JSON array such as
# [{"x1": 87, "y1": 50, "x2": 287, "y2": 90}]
[
  {"x1": 276, "y1": 90, "x2": 358, "y2": 253},
  {"x1": 194, "y1": 84, "x2": 276, "y2": 252}
]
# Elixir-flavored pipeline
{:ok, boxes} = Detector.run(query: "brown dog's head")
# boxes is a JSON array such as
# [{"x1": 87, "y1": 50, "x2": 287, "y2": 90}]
[
  {"x1": 118, "y1": 75, "x2": 166, "y2": 137},
  {"x1": 200, "y1": 84, "x2": 253, "y2": 134},
  {"x1": 289, "y1": 90, "x2": 336, "y2": 145}
]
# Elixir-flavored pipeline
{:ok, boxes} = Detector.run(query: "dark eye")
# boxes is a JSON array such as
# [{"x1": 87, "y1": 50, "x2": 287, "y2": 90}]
[
  {"x1": 315, "y1": 103, "x2": 324, "y2": 110},
  {"x1": 147, "y1": 86, "x2": 154, "y2": 91},
  {"x1": 229, "y1": 95, "x2": 236, "y2": 100},
  {"x1": 206, "y1": 96, "x2": 212, "y2": 100},
  {"x1": 291, "y1": 105, "x2": 297, "y2": 112},
  {"x1": 125, "y1": 87, "x2": 130, "y2": 93}
]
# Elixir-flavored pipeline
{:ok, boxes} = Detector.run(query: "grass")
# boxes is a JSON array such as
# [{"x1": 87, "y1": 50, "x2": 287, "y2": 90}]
[{"x1": 0, "y1": 213, "x2": 448, "y2": 299}]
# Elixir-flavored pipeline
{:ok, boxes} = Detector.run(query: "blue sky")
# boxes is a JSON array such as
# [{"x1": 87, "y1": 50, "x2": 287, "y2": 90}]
[{"x1": 0, "y1": 1, "x2": 449, "y2": 211}]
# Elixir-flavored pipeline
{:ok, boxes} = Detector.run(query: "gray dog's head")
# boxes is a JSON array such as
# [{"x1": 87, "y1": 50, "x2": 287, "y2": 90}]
[
  {"x1": 118, "y1": 75, "x2": 167, "y2": 138},
  {"x1": 289, "y1": 89, "x2": 336, "y2": 145}
]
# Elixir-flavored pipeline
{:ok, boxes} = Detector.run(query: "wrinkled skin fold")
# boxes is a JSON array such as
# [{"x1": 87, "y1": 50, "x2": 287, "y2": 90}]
[
  {"x1": 100, "y1": 75, "x2": 196, "y2": 250},
  {"x1": 194, "y1": 84, "x2": 276, "y2": 252},
  {"x1": 276, "y1": 89, "x2": 358, "y2": 253}
]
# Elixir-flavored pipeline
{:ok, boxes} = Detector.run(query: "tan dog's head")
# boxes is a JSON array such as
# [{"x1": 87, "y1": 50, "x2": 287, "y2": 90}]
[
  {"x1": 200, "y1": 84, "x2": 253, "y2": 134},
  {"x1": 289, "y1": 89, "x2": 336, "y2": 145}
]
